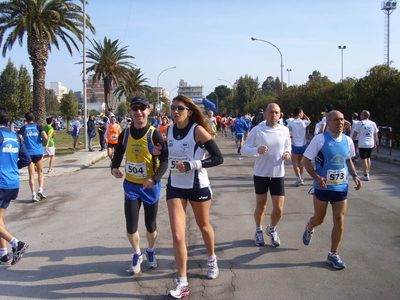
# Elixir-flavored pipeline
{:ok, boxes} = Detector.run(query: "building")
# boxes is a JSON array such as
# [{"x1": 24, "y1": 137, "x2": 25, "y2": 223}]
[
  {"x1": 177, "y1": 80, "x2": 204, "y2": 98},
  {"x1": 85, "y1": 75, "x2": 124, "y2": 111},
  {"x1": 50, "y1": 82, "x2": 68, "y2": 102}
]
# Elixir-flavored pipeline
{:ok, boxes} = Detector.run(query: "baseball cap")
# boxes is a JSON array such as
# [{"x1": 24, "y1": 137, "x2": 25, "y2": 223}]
[{"x1": 130, "y1": 96, "x2": 150, "y2": 107}]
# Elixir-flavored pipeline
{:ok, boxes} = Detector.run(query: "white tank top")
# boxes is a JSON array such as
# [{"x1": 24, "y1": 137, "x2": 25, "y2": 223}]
[{"x1": 167, "y1": 123, "x2": 210, "y2": 189}]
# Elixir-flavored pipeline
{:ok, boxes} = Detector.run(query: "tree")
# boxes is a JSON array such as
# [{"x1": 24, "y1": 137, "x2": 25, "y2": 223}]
[
  {"x1": 307, "y1": 70, "x2": 331, "y2": 85},
  {"x1": 59, "y1": 90, "x2": 78, "y2": 128},
  {"x1": 234, "y1": 75, "x2": 260, "y2": 112},
  {"x1": 116, "y1": 101, "x2": 129, "y2": 118},
  {"x1": 86, "y1": 37, "x2": 135, "y2": 112},
  {"x1": 0, "y1": 0, "x2": 95, "y2": 125},
  {"x1": 0, "y1": 59, "x2": 19, "y2": 125},
  {"x1": 16, "y1": 65, "x2": 33, "y2": 117},
  {"x1": 261, "y1": 76, "x2": 285, "y2": 93},
  {"x1": 113, "y1": 68, "x2": 151, "y2": 100},
  {"x1": 45, "y1": 89, "x2": 59, "y2": 115}
]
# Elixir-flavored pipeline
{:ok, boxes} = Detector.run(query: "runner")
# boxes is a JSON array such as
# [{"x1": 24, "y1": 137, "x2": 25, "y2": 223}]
[
  {"x1": 241, "y1": 103, "x2": 291, "y2": 248},
  {"x1": 302, "y1": 110, "x2": 362, "y2": 269},
  {"x1": 0, "y1": 106, "x2": 31, "y2": 266},
  {"x1": 42, "y1": 117, "x2": 56, "y2": 174},
  {"x1": 111, "y1": 97, "x2": 168, "y2": 275},
  {"x1": 106, "y1": 116, "x2": 121, "y2": 166},
  {"x1": 166, "y1": 95, "x2": 223, "y2": 298}
]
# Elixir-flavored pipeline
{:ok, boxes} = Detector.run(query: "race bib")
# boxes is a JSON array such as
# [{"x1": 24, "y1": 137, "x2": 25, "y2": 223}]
[
  {"x1": 326, "y1": 168, "x2": 347, "y2": 185},
  {"x1": 169, "y1": 157, "x2": 189, "y2": 175},
  {"x1": 126, "y1": 161, "x2": 147, "y2": 178},
  {"x1": 111, "y1": 134, "x2": 118, "y2": 140}
]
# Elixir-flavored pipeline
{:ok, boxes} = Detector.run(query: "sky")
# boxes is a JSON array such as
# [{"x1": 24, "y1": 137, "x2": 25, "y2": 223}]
[{"x1": 0, "y1": 0, "x2": 399, "y2": 99}]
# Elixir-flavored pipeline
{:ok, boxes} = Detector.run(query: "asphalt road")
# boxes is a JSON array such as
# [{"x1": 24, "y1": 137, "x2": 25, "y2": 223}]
[{"x1": 1, "y1": 134, "x2": 399, "y2": 300}]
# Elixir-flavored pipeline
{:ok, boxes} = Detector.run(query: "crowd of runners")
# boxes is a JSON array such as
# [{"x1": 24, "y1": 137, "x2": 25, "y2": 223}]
[{"x1": 0, "y1": 99, "x2": 379, "y2": 298}]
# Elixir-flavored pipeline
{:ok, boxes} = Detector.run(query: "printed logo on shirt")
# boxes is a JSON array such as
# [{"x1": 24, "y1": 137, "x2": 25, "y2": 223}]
[
  {"x1": 180, "y1": 141, "x2": 190, "y2": 153},
  {"x1": 2, "y1": 144, "x2": 18, "y2": 153}
]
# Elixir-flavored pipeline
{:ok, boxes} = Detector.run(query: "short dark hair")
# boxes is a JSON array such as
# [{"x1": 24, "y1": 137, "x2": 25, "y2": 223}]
[
  {"x1": 0, "y1": 106, "x2": 10, "y2": 126},
  {"x1": 293, "y1": 107, "x2": 302, "y2": 117},
  {"x1": 46, "y1": 117, "x2": 53, "y2": 124},
  {"x1": 325, "y1": 104, "x2": 334, "y2": 112},
  {"x1": 25, "y1": 112, "x2": 35, "y2": 122}
]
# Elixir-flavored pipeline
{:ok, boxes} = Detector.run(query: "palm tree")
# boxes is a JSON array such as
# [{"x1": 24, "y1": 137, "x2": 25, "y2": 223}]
[
  {"x1": 113, "y1": 67, "x2": 152, "y2": 101},
  {"x1": 86, "y1": 37, "x2": 135, "y2": 111},
  {"x1": 0, "y1": 0, "x2": 95, "y2": 125}
]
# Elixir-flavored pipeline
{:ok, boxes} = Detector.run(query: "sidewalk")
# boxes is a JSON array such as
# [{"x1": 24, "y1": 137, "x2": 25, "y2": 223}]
[
  {"x1": 19, "y1": 147, "x2": 108, "y2": 181},
  {"x1": 371, "y1": 145, "x2": 400, "y2": 166}
]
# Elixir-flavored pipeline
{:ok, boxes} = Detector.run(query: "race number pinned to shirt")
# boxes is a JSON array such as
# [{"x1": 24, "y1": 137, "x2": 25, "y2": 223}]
[
  {"x1": 326, "y1": 168, "x2": 347, "y2": 185},
  {"x1": 169, "y1": 157, "x2": 189, "y2": 175},
  {"x1": 126, "y1": 161, "x2": 147, "y2": 178}
]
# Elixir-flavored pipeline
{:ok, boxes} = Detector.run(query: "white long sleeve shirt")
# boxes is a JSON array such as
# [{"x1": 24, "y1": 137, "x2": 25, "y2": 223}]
[{"x1": 241, "y1": 123, "x2": 291, "y2": 177}]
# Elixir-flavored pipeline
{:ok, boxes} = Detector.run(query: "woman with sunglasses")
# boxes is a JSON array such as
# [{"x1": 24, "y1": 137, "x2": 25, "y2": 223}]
[{"x1": 166, "y1": 95, "x2": 224, "y2": 299}]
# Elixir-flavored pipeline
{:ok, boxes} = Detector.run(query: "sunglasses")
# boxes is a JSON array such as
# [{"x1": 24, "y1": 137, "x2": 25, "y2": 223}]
[
  {"x1": 171, "y1": 105, "x2": 190, "y2": 112},
  {"x1": 131, "y1": 106, "x2": 148, "y2": 112}
]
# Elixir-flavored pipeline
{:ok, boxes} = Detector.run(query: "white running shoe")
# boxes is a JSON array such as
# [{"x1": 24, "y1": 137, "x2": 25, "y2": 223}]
[
  {"x1": 360, "y1": 174, "x2": 370, "y2": 181},
  {"x1": 207, "y1": 257, "x2": 219, "y2": 279},
  {"x1": 295, "y1": 178, "x2": 304, "y2": 186},
  {"x1": 266, "y1": 225, "x2": 281, "y2": 247},
  {"x1": 168, "y1": 279, "x2": 190, "y2": 299},
  {"x1": 32, "y1": 194, "x2": 39, "y2": 202}
]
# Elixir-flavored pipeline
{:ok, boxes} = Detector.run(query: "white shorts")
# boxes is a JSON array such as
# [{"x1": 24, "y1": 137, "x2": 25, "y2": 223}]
[{"x1": 43, "y1": 146, "x2": 55, "y2": 156}]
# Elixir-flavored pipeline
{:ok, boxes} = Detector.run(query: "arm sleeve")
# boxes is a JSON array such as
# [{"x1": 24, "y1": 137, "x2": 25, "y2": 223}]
[
  {"x1": 151, "y1": 130, "x2": 169, "y2": 183},
  {"x1": 111, "y1": 129, "x2": 126, "y2": 170},
  {"x1": 184, "y1": 139, "x2": 223, "y2": 171},
  {"x1": 18, "y1": 137, "x2": 32, "y2": 169}
]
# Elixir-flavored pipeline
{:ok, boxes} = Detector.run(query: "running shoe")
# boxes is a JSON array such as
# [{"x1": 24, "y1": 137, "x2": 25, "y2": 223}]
[
  {"x1": 360, "y1": 174, "x2": 370, "y2": 181},
  {"x1": 129, "y1": 253, "x2": 143, "y2": 274},
  {"x1": 327, "y1": 253, "x2": 346, "y2": 269},
  {"x1": 146, "y1": 249, "x2": 157, "y2": 269},
  {"x1": 168, "y1": 279, "x2": 190, "y2": 299},
  {"x1": 254, "y1": 230, "x2": 265, "y2": 246},
  {"x1": 37, "y1": 191, "x2": 46, "y2": 200},
  {"x1": 0, "y1": 254, "x2": 12, "y2": 265},
  {"x1": 237, "y1": 146, "x2": 241, "y2": 154},
  {"x1": 302, "y1": 222, "x2": 314, "y2": 245},
  {"x1": 295, "y1": 178, "x2": 304, "y2": 186},
  {"x1": 12, "y1": 241, "x2": 29, "y2": 265},
  {"x1": 32, "y1": 194, "x2": 39, "y2": 202},
  {"x1": 207, "y1": 257, "x2": 219, "y2": 279},
  {"x1": 266, "y1": 225, "x2": 281, "y2": 247}
]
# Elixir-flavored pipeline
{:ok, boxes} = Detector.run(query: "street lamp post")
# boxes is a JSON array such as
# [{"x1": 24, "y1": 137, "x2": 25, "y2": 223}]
[
  {"x1": 286, "y1": 69, "x2": 292, "y2": 87},
  {"x1": 168, "y1": 87, "x2": 179, "y2": 116},
  {"x1": 217, "y1": 78, "x2": 234, "y2": 96},
  {"x1": 251, "y1": 37, "x2": 284, "y2": 91},
  {"x1": 157, "y1": 66, "x2": 176, "y2": 114},
  {"x1": 338, "y1": 46, "x2": 346, "y2": 81}
]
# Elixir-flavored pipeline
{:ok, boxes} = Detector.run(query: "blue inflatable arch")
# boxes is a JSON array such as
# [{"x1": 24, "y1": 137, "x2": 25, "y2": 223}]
[{"x1": 191, "y1": 97, "x2": 217, "y2": 115}]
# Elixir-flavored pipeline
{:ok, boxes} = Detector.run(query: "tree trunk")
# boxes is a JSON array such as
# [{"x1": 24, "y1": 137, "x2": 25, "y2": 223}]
[
  {"x1": 103, "y1": 76, "x2": 111, "y2": 112},
  {"x1": 27, "y1": 31, "x2": 49, "y2": 126}
]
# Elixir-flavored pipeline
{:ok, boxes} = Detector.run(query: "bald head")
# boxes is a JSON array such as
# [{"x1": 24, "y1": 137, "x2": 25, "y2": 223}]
[
  {"x1": 264, "y1": 103, "x2": 281, "y2": 127},
  {"x1": 326, "y1": 110, "x2": 344, "y2": 134}
]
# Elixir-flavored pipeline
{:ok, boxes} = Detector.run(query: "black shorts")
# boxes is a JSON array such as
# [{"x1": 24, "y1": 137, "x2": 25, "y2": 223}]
[
  {"x1": 0, "y1": 188, "x2": 19, "y2": 209},
  {"x1": 30, "y1": 154, "x2": 43, "y2": 163},
  {"x1": 253, "y1": 175, "x2": 285, "y2": 196},
  {"x1": 359, "y1": 147, "x2": 373, "y2": 159},
  {"x1": 166, "y1": 185, "x2": 212, "y2": 202},
  {"x1": 107, "y1": 143, "x2": 117, "y2": 149}
]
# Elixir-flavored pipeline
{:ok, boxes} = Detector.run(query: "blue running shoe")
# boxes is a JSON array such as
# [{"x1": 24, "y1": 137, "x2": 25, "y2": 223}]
[
  {"x1": 327, "y1": 253, "x2": 346, "y2": 269},
  {"x1": 146, "y1": 249, "x2": 157, "y2": 269},
  {"x1": 129, "y1": 253, "x2": 143, "y2": 274},
  {"x1": 302, "y1": 222, "x2": 314, "y2": 245}
]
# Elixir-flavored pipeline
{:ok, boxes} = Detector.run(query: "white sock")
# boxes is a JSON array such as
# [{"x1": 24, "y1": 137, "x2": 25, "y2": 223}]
[
  {"x1": 146, "y1": 248, "x2": 154, "y2": 253},
  {"x1": 38, "y1": 188, "x2": 43, "y2": 193},
  {"x1": 178, "y1": 277, "x2": 188, "y2": 284},
  {"x1": 0, "y1": 248, "x2": 7, "y2": 257},
  {"x1": 135, "y1": 251, "x2": 142, "y2": 256},
  {"x1": 9, "y1": 237, "x2": 18, "y2": 249},
  {"x1": 256, "y1": 227, "x2": 262, "y2": 231},
  {"x1": 208, "y1": 254, "x2": 216, "y2": 261}
]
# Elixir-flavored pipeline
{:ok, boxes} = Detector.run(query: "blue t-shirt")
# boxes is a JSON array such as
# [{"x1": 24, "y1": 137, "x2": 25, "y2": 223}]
[
  {"x1": 0, "y1": 128, "x2": 31, "y2": 189},
  {"x1": 20, "y1": 123, "x2": 44, "y2": 155},
  {"x1": 234, "y1": 118, "x2": 248, "y2": 134}
]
